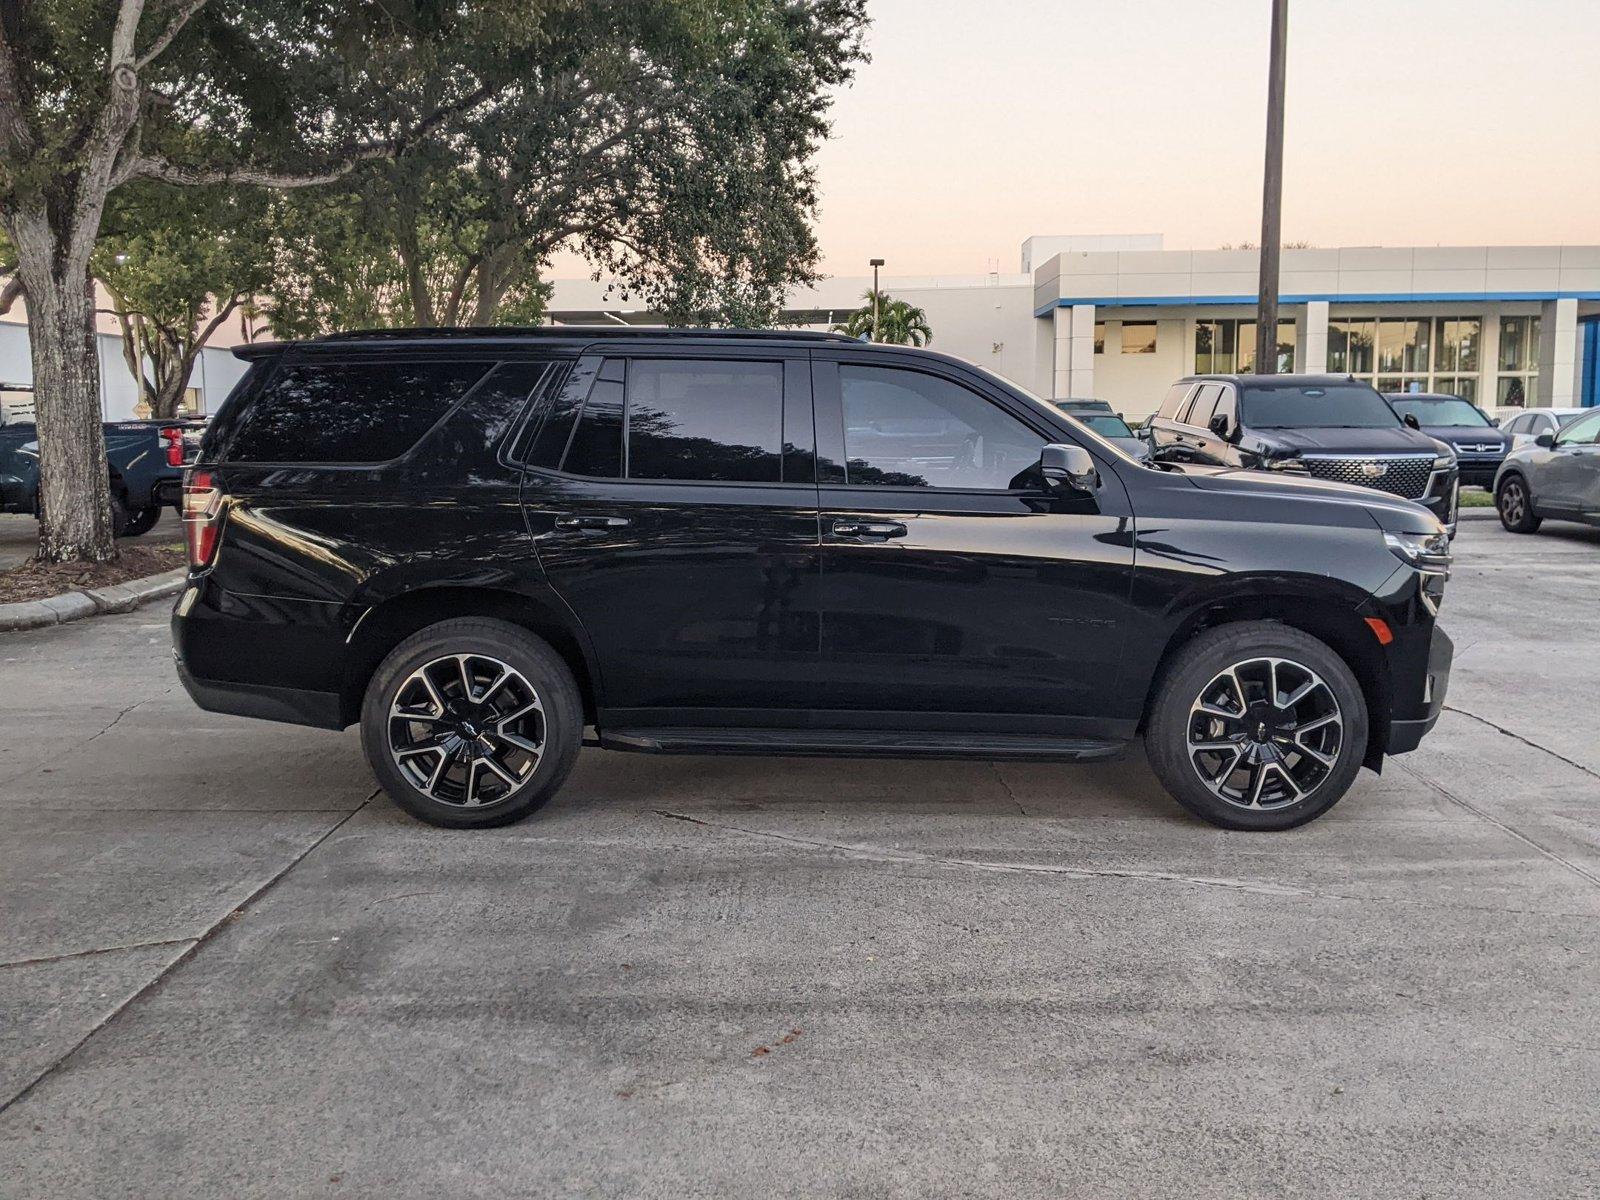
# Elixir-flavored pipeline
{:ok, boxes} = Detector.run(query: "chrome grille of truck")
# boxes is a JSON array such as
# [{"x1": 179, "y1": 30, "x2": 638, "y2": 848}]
[{"x1": 1299, "y1": 453, "x2": 1434, "y2": 500}]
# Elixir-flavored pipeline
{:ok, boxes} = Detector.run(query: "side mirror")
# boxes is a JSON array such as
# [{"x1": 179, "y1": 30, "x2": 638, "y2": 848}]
[
  {"x1": 1535, "y1": 432, "x2": 1555, "y2": 448},
  {"x1": 1402, "y1": 412, "x2": 1422, "y2": 430},
  {"x1": 1208, "y1": 412, "x2": 1236, "y2": 441},
  {"x1": 1040, "y1": 443, "x2": 1099, "y2": 493},
  {"x1": 1489, "y1": 417, "x2": 1501, "y2": 428},
  {"x1": 1135, "y1": 424, "x2": 1153, "y2": 441}
]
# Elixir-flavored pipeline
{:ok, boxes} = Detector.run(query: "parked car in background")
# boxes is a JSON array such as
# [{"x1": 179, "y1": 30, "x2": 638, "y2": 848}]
[
  {"x1": 1498, "y1": 407, "x2": 1589, "y2": 451},
  {"x1": 0, "y1": 385, "x2": 193, "y2": 536},
  {"x1": 1493, "y1": 408, "x2": 1600, "y2": 533},
  {"x1": 1051, "y1": 398, "x2": 1151, "y2": 461},
  {"x1": 173, "y1": 328, "x2": 1452, "y2": 834},
  {"x1": 1147, "y1": 374, "x2": 1460, "y2": 533},
  {"x1": 1384, "y1": 392, "x2": 1509, "y2": 488}
]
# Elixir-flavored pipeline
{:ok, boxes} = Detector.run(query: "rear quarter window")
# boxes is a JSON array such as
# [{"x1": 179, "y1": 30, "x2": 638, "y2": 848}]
[{"x1": 222, "y1": 359, "x2": 490, "y2": 464}]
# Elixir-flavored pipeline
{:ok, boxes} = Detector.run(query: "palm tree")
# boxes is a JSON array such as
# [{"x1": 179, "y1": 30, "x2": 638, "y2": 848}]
[{"x1": 832, "y1": 289, "x2": 933, "y2": 346}]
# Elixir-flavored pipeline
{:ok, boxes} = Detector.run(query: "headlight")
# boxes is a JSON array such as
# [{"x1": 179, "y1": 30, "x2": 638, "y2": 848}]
[
  {"x1": 1383, "y1": 529, "x2": 1451, "y2": 568},
  {"x1": 1431, "y1": 454, "x2": 1454, "y2": 470},
  {"x1": 1265, "y1": 456, "x2": 1306, "y2": 472}
]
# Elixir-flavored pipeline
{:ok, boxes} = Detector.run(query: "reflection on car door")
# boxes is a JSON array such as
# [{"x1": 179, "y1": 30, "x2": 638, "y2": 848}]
[
  {"x1": 522, "y1": 351, "x2": 821, "y2": 718},
  {"x1": 810, "y1": 354, "x2": 1137, "y2": 730},
  {"x1": 1543, "y1": 411, "x2": 1600, "y2": 512}
]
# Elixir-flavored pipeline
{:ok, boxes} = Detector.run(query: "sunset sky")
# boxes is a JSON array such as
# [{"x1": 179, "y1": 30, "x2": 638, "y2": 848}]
[{"x1": 561, "y1": 0, "x2": 1600, "y2": 281}]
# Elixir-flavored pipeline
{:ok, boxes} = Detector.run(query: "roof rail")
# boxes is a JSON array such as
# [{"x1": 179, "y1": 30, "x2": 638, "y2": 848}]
[{"x1": 313, "y1": 325, "x2": 862, "y2": 344}]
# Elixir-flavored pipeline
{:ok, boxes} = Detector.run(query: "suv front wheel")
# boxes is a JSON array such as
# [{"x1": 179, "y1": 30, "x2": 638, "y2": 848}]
[
  {"x1": 1145, "y1": 622, "x2": 1369, "y2": 831},
  {"x1": 360, "y1": 618, "x2": 583, "y2": 828}
]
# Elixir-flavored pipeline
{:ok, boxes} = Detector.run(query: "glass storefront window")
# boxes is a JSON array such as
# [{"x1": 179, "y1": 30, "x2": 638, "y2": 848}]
[
  {"x1": 1197, "y1": 319, "x2": 1292, "y2": 373},
  {"x1": 1433, "y1": 375, "x2": 1478, "y2": 404},
  {"x1": 1377, "y1": 318, "x2": 1430, "y2": 374},
  {"x1": 1498, "y1": 316, "x2": 1540, "y2": 371},
  {"x1": 1195, "y1": 320, "x2": 1236, "y2": 373},
  {"x1": 1434, "y1": 319, "x2": 1480, "y2": 373},
  {"x1": 1094, "y1": 323, "x2": 1105, "y2": 354},
  {"x1": 1496, "y1": 376, "x2": 1533, "y2": 408},
  {"x1": 1121, "y1": 322, "x2": 1157, "y2": 354},
  {"x1": 1329, "y1": 319, "x2": 1375, "y2": 374}
]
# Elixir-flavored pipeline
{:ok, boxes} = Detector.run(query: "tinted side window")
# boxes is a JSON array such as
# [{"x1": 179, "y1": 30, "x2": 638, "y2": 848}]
[
  {"x1": 1157, "y1": 383, "x2": 1192, "y2": 420},
  {"x1": 1185, "y1": 385, "x2": 1221, "y2": 429},
  {"x1": 627, "y1": 359, "x2": 783, "y2": 482},
  {"x1": 225, "y1": 359, "x2": 488, "y2": 463},
  {"x1": 1213, "y1": 387, "x2": 1237, "y2": 427},
  {"x1": 839, "y1": 365, "x2": 1044, "y2": 490},
  {"x1": 562, "y1": 358, "x2": 625, "y2": 478}
]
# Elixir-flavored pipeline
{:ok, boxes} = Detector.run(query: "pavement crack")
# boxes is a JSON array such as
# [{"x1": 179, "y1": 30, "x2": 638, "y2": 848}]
[
  {"x1": 82, "y1": 696, "x2": 151, "y2": 745},
  {"x1": 1443, "y1": 704, "x2": 1600, "y2": 782},
  {"x1": 990, "y1": 763, "x2": 1028, "y2": 816},
  {"x1": 0, "y1": 793, "x2": 374, "y2": 1120},
  {"x1": 1394, "y1": 760, "x2": 1600, "y2": 892},
  {"x1": 0, "y1": 937, "x2": 197, "y2": 971},
  {"x1": 654, "y1": 809, "x2": 1309, "y2": 897}
]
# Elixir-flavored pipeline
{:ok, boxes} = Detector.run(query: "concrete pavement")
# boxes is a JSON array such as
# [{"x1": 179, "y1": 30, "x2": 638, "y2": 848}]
[{"x1": 1, "y1": 515, "x2": 1598, "y2": 1197}]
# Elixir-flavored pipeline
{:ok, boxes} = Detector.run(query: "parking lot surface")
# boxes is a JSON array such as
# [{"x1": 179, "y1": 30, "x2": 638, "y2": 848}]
[{"x1": 2, "y1": 511, "x2": 1598, "y2": 1197}]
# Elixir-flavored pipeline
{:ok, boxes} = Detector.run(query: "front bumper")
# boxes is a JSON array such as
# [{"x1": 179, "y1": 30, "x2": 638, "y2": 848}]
[
  {"x1": 1453, "y1": 456, "x2": 1505, "y2": 488},
  {"x1": 1386, "y1": 623, "x2": 1453, "y2": 754}
]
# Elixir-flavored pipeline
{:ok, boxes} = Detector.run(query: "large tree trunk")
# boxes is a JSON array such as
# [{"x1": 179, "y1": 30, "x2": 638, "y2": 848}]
[{"x1": 24, "y1": 268, "x2": 117, "y2": 563}]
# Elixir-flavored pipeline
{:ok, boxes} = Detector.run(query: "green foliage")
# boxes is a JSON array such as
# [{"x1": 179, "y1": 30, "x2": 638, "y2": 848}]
[
  {"x1": 91, "y1": 183, "x2": 275, "y2": 415},
  {"x1": 256, "y1": 0, "x2": 870, "y2": 332},
  {"x1": 832, "y1": 289, "x2": 933, "y2": 346}
]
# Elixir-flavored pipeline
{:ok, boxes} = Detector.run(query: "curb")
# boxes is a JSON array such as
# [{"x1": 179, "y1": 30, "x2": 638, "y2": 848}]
[{"x1": 0, "y1": 568, "x2": 187, "y2": 633}]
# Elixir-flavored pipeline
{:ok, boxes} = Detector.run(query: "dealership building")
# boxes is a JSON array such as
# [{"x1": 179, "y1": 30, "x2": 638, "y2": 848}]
[
  {"x1": 3, "y1": 235, "x2": 1598, "y2": 422},
  {"x1": 549, "y1": 234, "x2": 1600, "y2": 420}
]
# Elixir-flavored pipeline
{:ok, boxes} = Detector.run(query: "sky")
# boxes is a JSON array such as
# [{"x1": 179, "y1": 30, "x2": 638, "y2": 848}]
[{"x1": 678, "y1": 0, "x2": 1600, "y2": 279}]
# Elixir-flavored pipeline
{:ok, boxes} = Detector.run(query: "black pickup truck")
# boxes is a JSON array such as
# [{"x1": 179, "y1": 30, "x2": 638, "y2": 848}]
[{"x1": 0, "y1": 386, "x2": 199, "y2": 536}]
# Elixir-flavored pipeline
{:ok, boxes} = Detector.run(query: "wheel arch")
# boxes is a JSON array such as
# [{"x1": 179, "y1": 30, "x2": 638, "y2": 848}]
[
  {"x1": 1139, "y1": 589, "x2": 1393, "y2": 771},
  {"x1": 340, "y1": 585, "x2": 600, "y2": 728}
]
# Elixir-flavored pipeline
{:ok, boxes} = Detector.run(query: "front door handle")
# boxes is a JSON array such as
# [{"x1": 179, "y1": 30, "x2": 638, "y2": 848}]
[
  {"x1": 553, "y1": 514, "x2": 631, "y2": 530},
  {"x1": 831, "y1": 519, "x2": 907, "y2": 539}
]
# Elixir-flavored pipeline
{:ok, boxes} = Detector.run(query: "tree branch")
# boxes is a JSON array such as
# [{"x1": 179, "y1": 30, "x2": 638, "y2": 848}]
[
  {"x1": 126, "y1": 80, "x2": 496, "y2": 190},
  {"x1": 0, "y1": 274, "x2": 22, "y2": 316},
  {"x1": 111, "y1": 0, "x2": 148, "y2": 67},
  {"x1": 136, "y1": 0, "x2": 211, "y2": 69}
]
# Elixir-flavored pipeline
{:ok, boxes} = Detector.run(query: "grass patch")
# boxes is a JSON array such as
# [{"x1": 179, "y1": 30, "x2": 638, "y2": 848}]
[{"x1": 1459, "y1": 489, "x2": 1496, "y2": 508}]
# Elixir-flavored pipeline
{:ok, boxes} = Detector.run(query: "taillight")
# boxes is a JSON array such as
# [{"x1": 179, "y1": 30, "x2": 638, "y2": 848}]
[
  {"x1": 161, "y1": 425, "x2": 184, "y2": 467},
  {"x1": 182, "y1": 469, "x2": 224, "y2": 569}
]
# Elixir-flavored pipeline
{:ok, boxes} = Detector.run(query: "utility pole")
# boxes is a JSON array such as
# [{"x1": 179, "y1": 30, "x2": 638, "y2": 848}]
[
  {"x1": 1256, "y1": 0, "x2": 1288, "y2": 373},
  {"x1": 870, "y1": 258, "x2": 885, "y2": 341}
]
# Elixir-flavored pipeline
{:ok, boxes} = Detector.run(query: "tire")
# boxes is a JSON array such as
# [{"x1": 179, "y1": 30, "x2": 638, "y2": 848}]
[
  {"x1": 119, "y1": 505, "x2": 161, "y2": 538},
  {"x1": 109, "y1": 491, "x2": 130, "y2": 538},
  {"x1": 1496, "y1": 474, "x2": 1541, "y2": 533},
  {"x1": 360, "y1": 618, "x2": 583, "y2": 829},
  {"x1": 1144, "y1": 621, "x2": 1369, "y2": 832}
]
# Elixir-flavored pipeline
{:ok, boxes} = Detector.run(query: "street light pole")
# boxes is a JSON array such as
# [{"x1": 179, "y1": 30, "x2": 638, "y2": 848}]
[
  {"x1": 869, "y1": 258, "x2": 885, "y2": 341},
  {"x1": 1256, "y1": 0, "x2": 1288, "y2": 374}
]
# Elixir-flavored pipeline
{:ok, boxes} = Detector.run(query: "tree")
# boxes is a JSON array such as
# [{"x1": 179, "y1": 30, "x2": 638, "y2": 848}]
[
  {"x1": 0, "y1": 0, "x2": 513, "y2": 562},
  {"x1": 259, "y1": 1, "x2": 870, "y2": 336},
  {"x1": 93, "y1": 183, "x2": 273, "y2": 417},
  {"x1": 832, "y1": 289, "x2": 932, "y2": 346}
]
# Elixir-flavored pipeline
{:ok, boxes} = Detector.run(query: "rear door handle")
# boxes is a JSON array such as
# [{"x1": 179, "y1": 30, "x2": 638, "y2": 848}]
[
  {"x1": 831, "y1": 519, "x2": 907, "y2": 539},
  {"x1": 553, "y1": 514, "x2": 631, "y2": 530}
]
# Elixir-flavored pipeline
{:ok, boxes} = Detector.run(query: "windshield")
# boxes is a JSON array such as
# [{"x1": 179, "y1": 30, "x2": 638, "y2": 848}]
[
  {"x1": 1078, "y1": 414, "x2": 1134, "y2": 438},
  {"x1": 1388, "y1": 397, "x2": 1490, "y2": 427},
  {"x1": 1241, "y1": 382, "x2": 1400, "y2": 429}
]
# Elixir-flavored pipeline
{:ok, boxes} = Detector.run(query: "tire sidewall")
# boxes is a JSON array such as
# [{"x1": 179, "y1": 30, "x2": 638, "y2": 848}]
[
  {"x1": 1497, "y1": 475, "x2": 1537, "y2": 533},
  {"x1": 1146, "y1": 623, "x2": 1369, "y2": 832},
  {"x1": 360, "y1": 620, "x2": 582, "y2": 829}
]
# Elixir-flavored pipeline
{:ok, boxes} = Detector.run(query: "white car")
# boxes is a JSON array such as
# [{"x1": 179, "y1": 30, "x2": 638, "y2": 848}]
[{"x1": 1497, "y1": 407, "x2": 1588, "y2": 450}]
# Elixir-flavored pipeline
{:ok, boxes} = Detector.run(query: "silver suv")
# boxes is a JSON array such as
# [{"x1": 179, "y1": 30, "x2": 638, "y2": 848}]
[{"x1": 1494, "y1": 408, "x2": 1600, "y2": 533}]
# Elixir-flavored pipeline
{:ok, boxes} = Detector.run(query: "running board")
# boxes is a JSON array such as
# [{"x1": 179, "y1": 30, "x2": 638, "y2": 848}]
[{"x1": 596, "y1": 728, "x2": 1126, "y2": 762}]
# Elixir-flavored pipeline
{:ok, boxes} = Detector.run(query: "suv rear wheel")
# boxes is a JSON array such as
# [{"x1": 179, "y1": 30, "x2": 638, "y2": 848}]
[
  {"x1": 360, "y1": 618, "x2": 583, "y2": 828},
  {"x1": 1145, "y1": 622, "x2": 1369, "y2": 831}
]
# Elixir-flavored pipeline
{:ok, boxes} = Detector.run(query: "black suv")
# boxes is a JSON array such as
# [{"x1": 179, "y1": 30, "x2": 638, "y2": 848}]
[
  {"x1": 173, "y1": 331, "x2": 1453, "y2": 832},
  {"x1": 1147, "y1": 374, "x2": 1460, "y2": 532}
]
